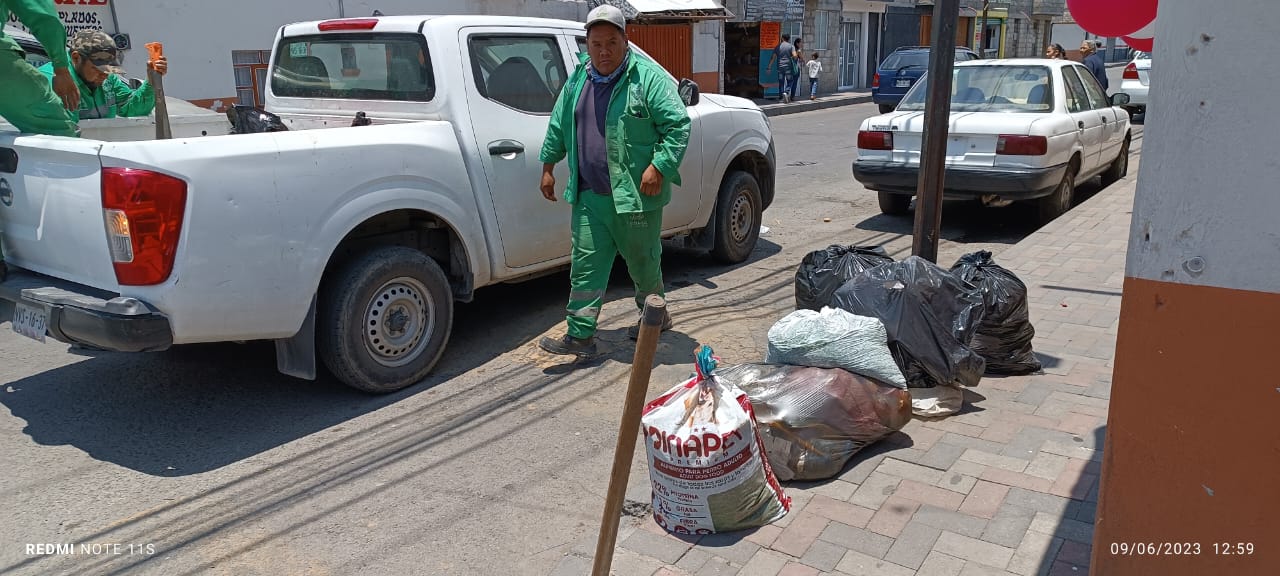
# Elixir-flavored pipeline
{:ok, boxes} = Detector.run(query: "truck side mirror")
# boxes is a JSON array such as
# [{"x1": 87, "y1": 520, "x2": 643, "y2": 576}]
[{"x1": 679, "y1": 78, "x2": 700, "y2": 107}]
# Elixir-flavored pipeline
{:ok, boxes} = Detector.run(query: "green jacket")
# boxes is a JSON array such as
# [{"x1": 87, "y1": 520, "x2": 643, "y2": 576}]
[
  {"x1": 1, "y1": 0, "x2": 70, "y2": 68},
  {"x1": 36, "y1": 62, "x2": 155, "y2": 121},
  {"x1": 540, "y1": 51, "x2": 691, "y2": 214}
]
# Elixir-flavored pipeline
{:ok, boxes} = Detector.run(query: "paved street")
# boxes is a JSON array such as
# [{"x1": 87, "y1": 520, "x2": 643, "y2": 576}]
[{"x1": 0, "y1": 101, "x2": 1141, "y2": 576}]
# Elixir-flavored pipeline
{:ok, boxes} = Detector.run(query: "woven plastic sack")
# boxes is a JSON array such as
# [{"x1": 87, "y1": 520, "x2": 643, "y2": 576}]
[
  {"x1": 718, "y1": 364, "x2": 912, "y2": 481},
  {"x1": 643, "y1": 347, "x2": 790, "y2": 535},
  {"x1": 795, "y1": 245, "x2": 894, "y2": 311},
  {"x1": 765, "y1": 308, "x2": 908, "y2": 389},
  {"x1": 950, "y1": 251, "x2": 1042, "y2": 375}
]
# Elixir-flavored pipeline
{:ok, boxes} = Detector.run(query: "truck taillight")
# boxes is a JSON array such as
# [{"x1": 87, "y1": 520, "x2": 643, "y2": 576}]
[
  {"x1": 318, "y1": 18, "x2": 378, "y2": 31},
  {"x1": 101, "y1": 168, "x2": 187, "y2": 286},
  {"x1": 872, "y1": 73, "x2": 880, "y2": 88},
  {"x1": 1123, "y1": 62, "x2": 1139, "y2": 80},
  {"x1": 996, "y1": 135, "x2": 1048, "y2": 156},
  {"x1": 858, "y1": 130, "x2": 894, "y2": 151}
]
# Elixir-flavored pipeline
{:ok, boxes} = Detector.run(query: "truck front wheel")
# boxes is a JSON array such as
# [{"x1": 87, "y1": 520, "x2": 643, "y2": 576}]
[
  {"x1": 709, "y1": 170, "x2": 763, "y2": 264},
  {"x1": 318, "y1": 246, "x2": 453, "y2": 393}
]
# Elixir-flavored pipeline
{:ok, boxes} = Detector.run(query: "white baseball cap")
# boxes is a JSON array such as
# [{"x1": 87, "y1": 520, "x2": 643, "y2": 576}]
[{"x1": 586, "y1": 4, "x2": 626, "y2": 33}]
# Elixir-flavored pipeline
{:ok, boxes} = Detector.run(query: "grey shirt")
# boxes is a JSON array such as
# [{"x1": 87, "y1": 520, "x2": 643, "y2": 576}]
[{"x1": 576, "y1": 76, "x2": 619, "y2": 195}]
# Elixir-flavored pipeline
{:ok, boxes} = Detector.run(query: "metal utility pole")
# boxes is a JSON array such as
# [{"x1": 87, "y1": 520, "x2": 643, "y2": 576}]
[{"x1": 912, "y1": 0, "x2": 959, "y2": 263}]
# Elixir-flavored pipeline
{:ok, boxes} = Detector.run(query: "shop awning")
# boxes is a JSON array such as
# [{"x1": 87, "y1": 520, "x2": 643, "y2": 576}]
[{"x1": 590, "y1": 0, "x2": 734, "y2": 21}]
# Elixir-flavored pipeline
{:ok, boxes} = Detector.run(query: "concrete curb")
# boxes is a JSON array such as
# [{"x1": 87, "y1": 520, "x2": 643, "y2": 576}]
[{"x1": 759, "y1": 94, "x2": 874, "y2": 117}]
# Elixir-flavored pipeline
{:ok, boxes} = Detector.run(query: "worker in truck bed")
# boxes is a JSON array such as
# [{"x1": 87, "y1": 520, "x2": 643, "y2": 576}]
[{"x1": 37, "y1": 30, "x2": 168, "y2": 121}]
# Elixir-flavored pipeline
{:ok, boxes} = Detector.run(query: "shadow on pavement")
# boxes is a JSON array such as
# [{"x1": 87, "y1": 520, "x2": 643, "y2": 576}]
[{"x1": 1036, "y1": 424, "x2": 1106, "y2": 575}]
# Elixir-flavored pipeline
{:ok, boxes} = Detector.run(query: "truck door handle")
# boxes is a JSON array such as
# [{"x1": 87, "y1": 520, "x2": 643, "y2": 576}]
[{"x1": 488, "y1": 142, "x2": 525, "y2": 156}]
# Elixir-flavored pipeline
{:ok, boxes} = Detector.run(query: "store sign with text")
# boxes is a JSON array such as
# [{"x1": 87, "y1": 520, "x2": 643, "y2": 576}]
[{"x1": 6, "y1": 0, "x2": 115, "y2": 38}]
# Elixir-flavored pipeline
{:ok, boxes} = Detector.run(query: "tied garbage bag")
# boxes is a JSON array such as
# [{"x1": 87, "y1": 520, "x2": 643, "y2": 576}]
[
  {"x1": 832, "y1": 256, "x2": 987, "y2": 390},
  {"x1": 950, "y1": 251, "x2": 1042, "y2": 375},
  {"x1": 642, "y1": 347, "x2": 790, "y2": 535},
  {"x1": 718, "y1": 364, "x2": 912, "y2": 481},
  {"x1": 952, "y1": 252, "x2": 1039, "y2": 373},
  {"x1": 227, "y1": 105, "x2": 289, "y2": 134},
  {"x1": 795, "y1": 245, "x2": 894, "y2": 311},
  {"x1": 766, "y1": 308, "x2": 908, "y2": 389}
]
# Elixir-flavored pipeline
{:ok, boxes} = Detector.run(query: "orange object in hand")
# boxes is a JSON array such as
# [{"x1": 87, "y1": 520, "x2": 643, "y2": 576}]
[{"x1": 145, "y1": 42, "x2": 164, "y2": 64}]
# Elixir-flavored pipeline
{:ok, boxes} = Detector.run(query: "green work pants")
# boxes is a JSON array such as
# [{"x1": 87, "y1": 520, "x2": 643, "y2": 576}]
[
  {"x1": 0, "y1": 48, "x2": 78, "y2": 138},
  {"x1": 566, "y1": 190, "x2": 665, "y2": 340}
]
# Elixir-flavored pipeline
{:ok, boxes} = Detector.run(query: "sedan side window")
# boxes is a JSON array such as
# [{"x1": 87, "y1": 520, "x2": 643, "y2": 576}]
[
  {"x1": 468, "y1": 35, "x2": 567, "y2": 115},
  {"x1": 1060, "y1": 66, "x2": 1090, "y2": 114},
  {"x1": 1077, "y1": 66, "x2": 1112, "y2": 110}
]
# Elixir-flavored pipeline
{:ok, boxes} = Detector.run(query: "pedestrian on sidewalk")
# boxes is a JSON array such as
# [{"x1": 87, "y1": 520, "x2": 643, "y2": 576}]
[
  {"x1": 536, "y1": 4, "x2": 691, "y2": 358},
  {"x1": 1046, "y1": 43, "x2": 1066, "y2": 59},
  {"x1": 766, "y1": 34, "x2": 797, "y2": 103},
  {"x1": 789, "y1": 38, "x2": 804, "y2": 102},
  {"x1": 806, "y1": 52, "x2": 822, "y2": 100},
  {"x1": 1080, "y1": 40, "x2": 1109, "y2": 92}
]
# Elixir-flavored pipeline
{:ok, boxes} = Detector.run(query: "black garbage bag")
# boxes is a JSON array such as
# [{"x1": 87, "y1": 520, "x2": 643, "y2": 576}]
[
  {"x1": 831, "y1": 256, "x2": 987, "y2": 389},
  {"x1": 227, "y1": 105, "x2": 289, "y2": 134},
  {"x1": 950, "y1": 251, "x2": 1042, "y2": 375},
  {"x1": 795, "y1": 245, "x2": 894, "y2": 311}
]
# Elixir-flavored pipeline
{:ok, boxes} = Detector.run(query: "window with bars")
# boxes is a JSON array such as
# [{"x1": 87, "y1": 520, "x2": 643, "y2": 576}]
[{"x1": 232, "y1": 50, "x2": 271, "y2": 107}]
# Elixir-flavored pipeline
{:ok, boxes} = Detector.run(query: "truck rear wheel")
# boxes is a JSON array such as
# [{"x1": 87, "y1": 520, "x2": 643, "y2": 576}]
[
  {"x1": 318, "y1": 246, "x2": 453, "y2": 394},
  {"x1": 709, "y1": 170, "x2": 763, "y2": 264}
]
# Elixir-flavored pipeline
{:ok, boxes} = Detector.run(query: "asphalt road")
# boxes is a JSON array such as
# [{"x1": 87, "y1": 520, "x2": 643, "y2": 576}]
[{"x1": 0, "y1": 101, "x2": 1143, "y2": 576}]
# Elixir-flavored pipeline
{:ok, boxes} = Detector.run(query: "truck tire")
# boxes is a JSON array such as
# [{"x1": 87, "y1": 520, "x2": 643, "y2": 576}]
[
  {"x1": 318, "y1": 246, "x2": 453, "y2": 394},
  {"x1": 877, "y1": 191, "x2": 912, "y2": 215},
  {"x1": 710, "y1": 170, "x2": 763, "y2": 264},
  {"x1": 1037, "y1": 161, "x2": 1077, "y2": 225},
  {"x1": 1101, "y1": 137, "x2": 1130, "y2": 187}
]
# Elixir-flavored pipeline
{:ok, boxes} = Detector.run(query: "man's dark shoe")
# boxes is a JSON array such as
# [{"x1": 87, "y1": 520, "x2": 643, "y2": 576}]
[
  {"x1": 628, "y1": 311, "x2": 673, "y2": 340},
  {"x1": 539, "y1": 334, "x2": 600, "y2": 358}
]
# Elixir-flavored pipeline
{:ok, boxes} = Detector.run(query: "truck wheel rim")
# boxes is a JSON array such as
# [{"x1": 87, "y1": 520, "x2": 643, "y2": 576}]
[
  {"x1": 364, "y1": 277, "x2": 434, "y2": 368},
  {"x1": 730, "y1": 191, "x2": 754, "y2": 244}
]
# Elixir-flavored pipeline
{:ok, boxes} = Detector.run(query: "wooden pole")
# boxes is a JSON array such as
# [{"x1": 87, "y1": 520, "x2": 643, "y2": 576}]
[
  {"x1": 591, "y1": 295, "x2": 667, "y2": 576},
  {"x1": 912, "y1": 0, "x2": 958, "y2": 263},
  {"x1": 145, "y1": 42, "x2": 172, "y2": 140}
]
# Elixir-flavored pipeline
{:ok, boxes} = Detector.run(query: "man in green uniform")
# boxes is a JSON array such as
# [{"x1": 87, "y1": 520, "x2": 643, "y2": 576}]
[
  {"x1": 0, "y1": 0, "x2": 81, "y2": 137},
  {"x1": 38, "y1": 29, "x2": 168, "y2": 121},
  {"x1": 537, "y1": 4, "x2": 691, "y2": 358}
]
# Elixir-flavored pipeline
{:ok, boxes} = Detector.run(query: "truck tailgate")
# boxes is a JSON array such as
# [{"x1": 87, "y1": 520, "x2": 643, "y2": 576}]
[{"x1": 0, "y1": 136, "x2": 119, "y2": 291}]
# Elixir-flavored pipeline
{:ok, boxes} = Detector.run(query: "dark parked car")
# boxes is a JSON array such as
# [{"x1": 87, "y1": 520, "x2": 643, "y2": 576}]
[{"x1": 872, "y1": 46, "x2": 982, "y2": 113}]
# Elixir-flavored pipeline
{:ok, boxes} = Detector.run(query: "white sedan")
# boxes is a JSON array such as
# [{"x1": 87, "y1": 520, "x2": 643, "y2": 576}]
[
  {"x1": 1120, "y1": 51, "x2": 1150, "y2": 116},
  {"x1": 853, "y1": 59, "x2": 1133, "y2": 223}
]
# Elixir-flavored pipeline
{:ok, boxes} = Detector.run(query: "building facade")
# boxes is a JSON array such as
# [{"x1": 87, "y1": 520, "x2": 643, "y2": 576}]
[{"x1": 878, "y1": 0, "x2": 1063, "y2": 63}]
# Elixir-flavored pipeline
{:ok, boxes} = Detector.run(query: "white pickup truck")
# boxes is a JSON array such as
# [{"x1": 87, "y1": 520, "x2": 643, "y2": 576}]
[{"x1": 0, "y1": 15, "x2": 776, "y2": 393}]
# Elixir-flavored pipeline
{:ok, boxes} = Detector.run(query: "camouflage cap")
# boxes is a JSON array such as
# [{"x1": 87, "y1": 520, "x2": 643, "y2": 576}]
[{"x1": 70, "y1": 29, "x2": 118, "y2": 55}]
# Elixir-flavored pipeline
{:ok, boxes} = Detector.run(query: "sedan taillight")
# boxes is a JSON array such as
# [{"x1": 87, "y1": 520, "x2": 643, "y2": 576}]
[
  {"x1": 872, "y1": 73, "x2": 880, "y2": 88},
  {"x1": 1123, "y1": 62, "x2": 1140, "y2": 80},
  {"x1": 858, "y1": 130, "x2": 894, "y2": 151},
  {"x1": 996, "y1": 135, "x2": 1048, "y2": 156}
]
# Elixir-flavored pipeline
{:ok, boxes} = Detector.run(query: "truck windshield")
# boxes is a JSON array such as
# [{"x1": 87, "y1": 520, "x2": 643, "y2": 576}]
[
  {"x1": 272, "y1": 33, "x2": 435, "y2": 101},
  {"x1": 896, "y1": 65, "x2": 1053, "y2": 113}
]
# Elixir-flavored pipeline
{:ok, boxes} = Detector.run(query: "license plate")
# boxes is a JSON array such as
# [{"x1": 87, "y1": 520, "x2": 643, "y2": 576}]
[
  {"x1": 895, "y1": 79, "x2": 911, "y2": 88},
  {"x1": 12, "y1": 302, "x2": 49, "y2": 343}
]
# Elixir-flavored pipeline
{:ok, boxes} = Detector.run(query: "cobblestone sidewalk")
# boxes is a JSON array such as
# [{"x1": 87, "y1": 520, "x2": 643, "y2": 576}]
[{"x1": 555, "y1": 178, "x2": 1136, "y2": 576}]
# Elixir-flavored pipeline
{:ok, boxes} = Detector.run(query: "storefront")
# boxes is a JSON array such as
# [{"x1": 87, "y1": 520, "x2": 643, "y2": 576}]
[{"x1": 592, "y1": 0, "x2": 730, "y2": 94}]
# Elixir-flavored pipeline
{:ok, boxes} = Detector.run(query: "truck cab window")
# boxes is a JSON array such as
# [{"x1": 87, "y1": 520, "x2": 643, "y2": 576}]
[{"x1": 468, "y1": 35, "x2": 565, "y2": 115}]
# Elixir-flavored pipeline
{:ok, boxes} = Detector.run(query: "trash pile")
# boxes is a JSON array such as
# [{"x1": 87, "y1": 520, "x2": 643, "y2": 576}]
[{"x1": 643, "y1": 247, "x2": 1040, "y2": 535}]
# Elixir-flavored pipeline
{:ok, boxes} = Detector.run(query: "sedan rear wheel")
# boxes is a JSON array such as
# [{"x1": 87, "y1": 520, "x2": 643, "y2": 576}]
[{"x1": 1037, "y1": 163, "x2": 1077, "y2": 224}]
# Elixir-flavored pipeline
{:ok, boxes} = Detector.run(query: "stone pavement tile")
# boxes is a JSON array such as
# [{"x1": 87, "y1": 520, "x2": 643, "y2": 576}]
[
  {"x1": 1055, "y1": 540, "x2": 1091, "y2": 567},
  {"x1": 744, "y1": 524, "x2": 785, "y2": 547},
  {"x1": 1046, "y1": 560, "x2": 1085, "y2": 576},
  {"x1": 803, "y1": 480, "x2": 860, "y2": 502},
  {"x1": 917, "y1": 443, "x2": 969, "y2": 472},
  {"x1": 983, "y1": 377, "x2": 1030, "y2": 393},
  {"x1": 879, "y1": 458, "x2": 947, "y2": 485},
  {"x1": 917, "y1": 551, "x2": 967, "y2": 576},
  {"x1": 798, "y1": 539, "x2": 847, "y2": 572},
  {"x1": 894, "y1": 479, "x2": 966, "y2": 510},
  {"x1": 959, "y1": 563, "x2": 1020, "y2": 576},
  {"x1": 777, "y1": 563, "x2": 821, "y2": 576},
  {"x1": 887, "y1": 447, "x2": 933, "y2": 466},
  {"x1": 935, "y1": 469, "x2": 979, "y2": 495},
  {"x1": 771, "y1": 511, "x2": 830, "y2": 557},
  {"x1": 1028, "y1": 511, "x2": 1094, "y2": 545},
  {"x1": 979, "y1": 421, "x2": 1024, "y2": 443},
  {"x1": 622, "y1": 530, "x2": 696, "y2": 564},
  {"x1": 905, "y1": 425, "x2": 946, "y2": 451},
  {"x1": 774, "y1": 492, "x2": 816, "y2": 528},
  {"x1": 866, "y1": 495, "x2": 921, "y2": 537},
  {"x1": 1054, "y1": 413, "x2": 1102, "y2": 436},
  {"x1": 939, "y1": 433, "x2": 1010, "y2": 457},
  {"x1": 839, "y1": 450, "x2": 890, "y2": 485},
  {"x1": 1038, "y1": 441, "x2": 1101, "y2": 463},
  {"x1": 610, "y1": 548, "x2": 667, "y2": 576},
  {"x1": 676, "y1": 549, "x2": 713, "y2": 573},
  {"x1": 818, "y1": 522, "x2": 895, "y2": 559},
  {"x1": 697, "y1": 533, "x2": 763, "y2": 565},
  {"x1": 1023, "y1": 452, "x2": 1071, "y2": 481},
  {"x1": 1007, "y1": 530, "x2": 1063, "y2": 576},
  {"x1": 550, "y1": 554, "x2": 593, "y2": 576},
  {"x1": 695, "y1": 557, "x2": 739, "y2": 576},
  {"x1": 961, "y1": 450, "x2": 1030, "y2": 473},
  {"x1": 933, "y1": 531, "x2": 1016, "y2": 570},
  {"x1": 950, "y1": 409, "x2": 997, "y2": 429},
  {"x1": 849, "y1": 472, "x2": 902, "y2": 510},
  {"x1": 1003, "y1": 488, "x2": 1071, "y2": 516},
  {"x1": 960, "y1": 481, "x2": 1011, "y2": 520},
  {"x1": 980, "y1": 503, "x2": 1037, "y2": 548},
  {"x1": 884, "y1": 520, "x2": 943, "y2": 570},
  {"x1": 1048, "y1": 472, "x2": 1097, "y2": 501},
  {"x1": 977, "y1": 465, "x2": 1049, "y2": 491},
  {"x1": 922, "y1": 419, "x2": 987, "y2": 438},
  {"x1": 1009, "y1": 414, "x2": 1062, "y2": 430},
  {"x1": 654, "y1": 568, "x2": 692, "y2": 576},
  {"x1": 1001, "y1": 427, "x2": 1076, "y2": 460},
  {"x1": 1046, "y1": 391, "x2": 1110, "y2": 410},
  {"x1": 833, "y1": 549, "x2": 917, "y2": 576},
  {"x1": 807, "y1": 494, "x2": 875, "y2": 529},
  {"x1": 739, "y1": 549, "x2": 792, "y2": 576},
  {"x1": 1070, "y1": 500, "x2": 1097, "y2": 524},
  {"x1": 947, "y1": 459, "x2": 989, "y2": 478},
  {"x1": 912, "y1": 505, "x2": 988, "y2": 539}
]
